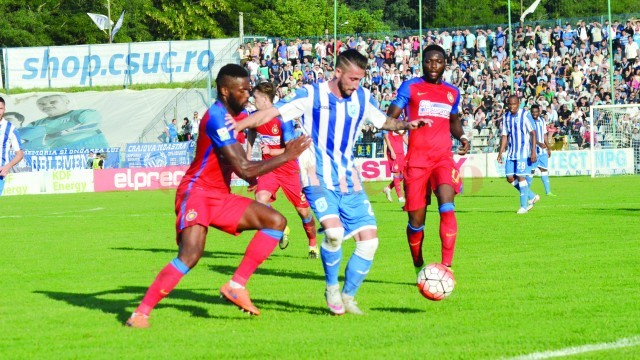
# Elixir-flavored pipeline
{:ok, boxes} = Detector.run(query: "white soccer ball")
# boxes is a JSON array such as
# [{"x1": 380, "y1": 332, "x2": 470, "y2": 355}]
[{"x1": 416, "y1": 263, "x2": 455, "y2": 301}]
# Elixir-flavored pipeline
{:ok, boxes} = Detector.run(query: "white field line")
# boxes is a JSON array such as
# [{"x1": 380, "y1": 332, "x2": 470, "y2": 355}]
[{"x1": 506, "y1": 336, "x2": 640, "y2": 359}]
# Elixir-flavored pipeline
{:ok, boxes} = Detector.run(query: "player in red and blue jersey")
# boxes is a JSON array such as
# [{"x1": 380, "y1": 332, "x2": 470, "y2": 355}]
[
  {"x1": 246, "y1": 82, "x2": 319, "y2": 259},
  {"x1": 126, "y1": 64, "x2": 310, "y2": 327},
  {"x1": 382, "y1": 128, "x2": 408, "y2": 203},
  {"x1": 387, "y1": 44, "x2": 470, "y2": 275}
]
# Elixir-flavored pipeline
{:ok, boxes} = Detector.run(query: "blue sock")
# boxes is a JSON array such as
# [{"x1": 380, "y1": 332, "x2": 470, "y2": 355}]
[
  {"x1": 518, "y1": 180, "x2": 529, "y2": 208},
  {"x1": 320, "y1": 245, "x2": 342, "y2": 286},
  {"x1": 343, "y1": 254, "x2": 372, "y2": 297},
  {"x1": 525, "y1": 176, "x2": 535, "y2": 200},
  {"x1": 541, "y1": 172, "x2": 551, "y2": 194}
]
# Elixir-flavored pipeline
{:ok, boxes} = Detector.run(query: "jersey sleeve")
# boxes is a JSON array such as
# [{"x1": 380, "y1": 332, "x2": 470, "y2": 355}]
[
  {"x1": 275, "y1": 86, "x2": 310, "y2": 123},
  {"x1": 9, "y1": 125, "x2": 22, "y2": 151},
  {"x1": 365, "y1": 93, "x2": 387, "y2": 129},
  {"x1": 501, "y1": 115, "x2": 508, "y2": 136},
  {"x1": 391, "y1": 80, "x2": 410, "y2": 109},
  {"x1": 281, "y1": 118, "x2": 296, "y2": 143},
  {"x1": 205, "y1": 106, "x2": 237, "y2": 148},
  {"x1": 524, "y1": 112, "x2": 535, "y2": 132}
]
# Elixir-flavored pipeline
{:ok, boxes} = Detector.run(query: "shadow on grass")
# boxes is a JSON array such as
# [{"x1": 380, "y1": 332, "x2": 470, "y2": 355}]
[
  {"x1": 369, "y1": 307, "x2": 426, "y2": 314},
  {"x1": 207, "y1": 264, "x2": 411, "y2": 286},
  {"x1": 35, "y1": 286, "x2": 328, "y2": 322},
  {"x1": 111, "y1": 247, "x2": 245, "y2": 259}
]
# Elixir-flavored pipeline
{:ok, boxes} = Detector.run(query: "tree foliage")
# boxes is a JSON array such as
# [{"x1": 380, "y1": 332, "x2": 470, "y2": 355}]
[{"x1": 0, "y1": 0, "x2": 638, "y2": 47}]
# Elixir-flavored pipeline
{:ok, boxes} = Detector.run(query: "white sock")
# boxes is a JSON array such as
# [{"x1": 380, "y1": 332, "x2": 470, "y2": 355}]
[{"x1": 229, "y1": 280, "x2": 245, "y2": 289}]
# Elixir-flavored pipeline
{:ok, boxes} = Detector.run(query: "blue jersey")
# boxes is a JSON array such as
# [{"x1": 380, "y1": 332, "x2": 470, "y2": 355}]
[
  {"x1": 532, "y1": 115, "x2": 547, "y2": 155},
  {"x1": 276, "y1": 82, "x2": 387, "y2": 192},
  {"x1": 1, "y1": 119, "x2": 22, "y2": 167},
  {"x1": 501, "y1": 109, "x2": 535, "y2": 160}
]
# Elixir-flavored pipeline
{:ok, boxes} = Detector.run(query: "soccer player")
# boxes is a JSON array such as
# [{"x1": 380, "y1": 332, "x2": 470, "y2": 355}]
[
  {"x1": 233, "y1": 49, "x2": 423, "y2": 315},
  {"x1": 497, "y1": 95, "x2": 539, "y2": 214},
  {"x1": 382, "y1": 128, "x2": 408, "y2": 203},
  {"x1": 530, "y1": 104, "x2": 555, "y2": 196},
  {"x1": 386, "y1": 44, "x2": 470, "y2": 274},
  {"x1": 0, "y1": 97, "x2": 25, "y2": 196},
  {"x1": 246, "y1": 82, "x2": 319, "y2": 259},
  {"x1": 125, "y1": 64, "x2": 311, "y2": 328}
]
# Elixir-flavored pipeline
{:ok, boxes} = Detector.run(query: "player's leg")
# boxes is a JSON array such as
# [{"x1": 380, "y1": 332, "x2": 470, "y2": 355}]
[
  {"x1": 126, "y1": 190, "x2": 211, "y2": 327},
  {"x1": 382, "y1": 155, "x2": 394, "y2": 201},
  {"x1": 341, "y1": 192, "x2": 379, "y2": 315},
  {"x1": 304, "y1": 185, "x2": 345, "y2": 314},
  {"x1": 255, "y1": 172, "x2": 290, "y2": 249},
  {"x1": 537, "y1": 153, "x2": 553, "y2": 195},
  {"x1": 403, "y1": 166, "x2": 430, "y2": 273},
  {"x1": 394, "y1": 156, "x2": 406, "y2": 202},
  {"x1": 432, "y1": 160, "x2": 462, "y2": 268},
  {"x1": 524, "y1": 158, "x2": 539, "y2": 208},
  {"x1": 280, "y1": 174, "x2": 317, "y2": 256},
  {"x1": 219, "y1": 200, "x2": 287, "y2": 315}
]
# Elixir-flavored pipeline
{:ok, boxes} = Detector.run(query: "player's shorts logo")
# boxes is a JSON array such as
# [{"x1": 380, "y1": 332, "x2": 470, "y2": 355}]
[
  {"x1": 315, "y1": 197, "x2": 328, "y2": 213},
  {"x1": 300, "y1": 193, "x2": 307, "y2": 204},
  {"x1": 451, "y1": 169, "x2": 460, "y2": 184},
  {"x1": 185, "y1": 209, "x2": 198, "y2": 221}
]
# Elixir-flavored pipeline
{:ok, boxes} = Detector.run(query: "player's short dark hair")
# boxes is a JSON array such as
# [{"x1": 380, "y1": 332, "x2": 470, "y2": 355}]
[
  {"x1": 0, "y1": 96, "x2": 4, "y2": 105},
  {"x1": 531, "y1": 104, "x2": 540, "y2": 111},
  {"x1": 254, "y1": 81, "x2": 276, "y2": 102},
  {"x1": 422, "y1": 44, "x2": 446, "y2": 59},
  {"x1": 336, "y1": 49, "x2": 368, "y2": 71},
  {"x1": 216, "y1": 64, "x2": 249, "y2": 90}
]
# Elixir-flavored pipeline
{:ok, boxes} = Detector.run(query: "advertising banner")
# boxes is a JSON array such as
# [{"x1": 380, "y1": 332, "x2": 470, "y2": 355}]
[
  {"x1": 123, "y1": 142, "x2": 194, "y2": 168},
  {"x1": 94, "y1": 166, "x2": 188, "y2": 192},
  {"x1": 15, "y1": 148, "x2": 120, "y2": 172},
  {"x1": 0, "y1": 170, "x2": 94, "y2": 196},
  {"x1": 4, "y1": 38, "x2": 239, "y2": 89}
]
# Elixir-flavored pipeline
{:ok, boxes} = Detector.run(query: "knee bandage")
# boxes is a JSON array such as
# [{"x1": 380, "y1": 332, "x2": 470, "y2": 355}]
[
  {"x1": 354, "y1": 238, "x2": 379, "y2": 261},
  {"x1": 322, "y1": 227, "x2": 345, "y2": 251}
]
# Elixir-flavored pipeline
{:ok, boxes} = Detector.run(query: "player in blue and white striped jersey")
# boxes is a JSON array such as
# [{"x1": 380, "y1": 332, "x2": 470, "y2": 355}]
[
  {"x1": 530, "y1": 104, "x2": 555, "y2": 196},
  {"x1": 235, "y1": 50, "x2": 423, "y2": 315},
  {"x1": 497, "y1": 95, "x2": 539, "y2": 214},
  {"x1": 0, "y1": 97, "x2": 25, "y2": 196}
]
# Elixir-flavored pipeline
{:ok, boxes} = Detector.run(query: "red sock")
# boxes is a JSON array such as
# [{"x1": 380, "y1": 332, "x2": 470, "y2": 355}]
[
  {"x1": 232, "y1": 230, "x2": 279, "y2": 286},
  {"x1": 406, "y1": 224, "x2": 425, "y2": 267},
  {"x1": 439, "y1": 210, "x2": 458, "y2": 267},
  {"x1": 136, "y1": 261, "x2": 186, "y2": 315},
  {"x1": 302, "y1": 218, "x2": 317, "y2": 247},
  {"x1": 393, "y1": 176, "x2": 403, "y2": 197},
  {"x1": 387, "y1": 180, "x2": 394, "y2": 189}
]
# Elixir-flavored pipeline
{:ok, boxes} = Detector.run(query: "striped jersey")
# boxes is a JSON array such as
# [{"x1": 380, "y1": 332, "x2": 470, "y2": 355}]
[
  {"x1": 0, "y1": 118, "x2": 22, "y2": 167},
  {"x1": 276, "y1": 82, "x2": 387, "y2": 192},
  {"x1": 532, "y1": 115, "x2": 547, "y2": 155},
  {"x1": 501, "y1": 109, "x2": 535, "y2": 160},
  {"x1": 177, "y1": 101, "x2": 247, "y2": 194},
  {"x1": 391, "y1": 77, "x2": 460, "y2": 166}
]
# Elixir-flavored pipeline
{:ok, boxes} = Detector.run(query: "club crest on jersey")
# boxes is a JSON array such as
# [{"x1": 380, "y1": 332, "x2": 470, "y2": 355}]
[
  {"x1": 347, "y1": 103, "x2": 359, "y2": 117},
  {"x1": 447, "y1": 92, "x2": 454, "y2": 103},
  {"x1": 271, "y1": 124, "x2": 279, "y2": 134},
  {"x1": 185, "y1": 209, "x2": 198, "y2": 221}
]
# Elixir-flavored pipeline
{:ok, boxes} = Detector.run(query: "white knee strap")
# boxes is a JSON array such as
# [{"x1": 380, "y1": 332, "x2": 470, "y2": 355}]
[
  {"x1": 354, "y1": 238, "x2": 379, "y2": 261},
  {"x1": 322, "y1": 227, "x2": 345, "y2": 251}
]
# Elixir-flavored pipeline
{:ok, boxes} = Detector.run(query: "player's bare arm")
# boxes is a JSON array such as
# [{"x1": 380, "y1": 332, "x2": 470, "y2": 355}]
[
  {"x1": 0, "y1": 150, "x2": 23, "y2": 176},
  {"x1": 225, "y1": 108, "x2": 281, "y2": 133},
  {"x1": 529, "y1": 131, "x2": 537, "y2": 163},
  {"x1": 497, "y1": 135, "x2": 508, "y2": 164},
  {"x1": 379, "y1": 116, "x2": 423, "y2": 131},
  {"x1": 220, "y1": 135, "x2": 310, "y2": 180},
  {"x1": 449, "y1": 113, "x2": 470, "y2": 155}
]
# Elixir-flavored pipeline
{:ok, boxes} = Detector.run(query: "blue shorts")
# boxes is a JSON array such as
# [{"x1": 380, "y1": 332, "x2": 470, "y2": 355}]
[
  {"x1": 534, "y1": 152, "x2": 549, "y2": 170},
  {"x1": 505, "y1": 158, "x2": 534, "y2": 177},
  {"x1": 0, "y1": 176, "x2": 4, "y2": 196},
  {"x1": 303, "y1": 186, "x2": 376, "y2": 239}
]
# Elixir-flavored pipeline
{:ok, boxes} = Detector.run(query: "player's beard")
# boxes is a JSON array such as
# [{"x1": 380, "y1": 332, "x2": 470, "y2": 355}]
[
  {"x1": 338, "y1": 79, "x2": 356, "y2": 98},
  {"x1": 229, "y1": 97, "x2": 248, "y2": 115}
]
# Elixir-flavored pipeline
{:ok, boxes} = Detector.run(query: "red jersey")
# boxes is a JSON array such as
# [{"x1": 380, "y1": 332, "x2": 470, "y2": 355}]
[
  {"x1": 178, "y1": 102, "x2": 247, "y2": 193},
  {"x1": 255, "y1": 117, "x2": 299, "y2": 174},
  {"x1": 386, "y1": 130, "x2": 406, "y2": 156},
  {"x1": 392, "y1": 78, "x2": 460, "y2": 167}
]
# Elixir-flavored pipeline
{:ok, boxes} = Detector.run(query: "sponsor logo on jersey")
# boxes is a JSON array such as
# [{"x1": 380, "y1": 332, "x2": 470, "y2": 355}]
[
  {"x1": 418, "y1": 100, "x2": 452, "y2": 118},
  {"x1": 217, "y1": 127, "x2": 231, "y2": 141}
]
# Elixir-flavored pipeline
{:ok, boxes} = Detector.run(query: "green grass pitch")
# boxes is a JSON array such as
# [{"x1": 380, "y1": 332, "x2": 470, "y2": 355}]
[{"x1": 1, "y1": 176, "x2": 639, "y2": 359}]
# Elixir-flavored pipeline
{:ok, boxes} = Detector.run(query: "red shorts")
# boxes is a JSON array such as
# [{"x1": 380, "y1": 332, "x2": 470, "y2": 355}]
[
  {"x1": 403, "y1": 157, "x2": 462, "y2": 212},
  {"x1": 174, "y1": 187, "x2": 253, "y2": 243},
  {"x1": 386, "y1": 154, "x2": 406, "y2": 174},
  {"x1": 257, "y1": 170, "x2": 309, "y2": 208}
]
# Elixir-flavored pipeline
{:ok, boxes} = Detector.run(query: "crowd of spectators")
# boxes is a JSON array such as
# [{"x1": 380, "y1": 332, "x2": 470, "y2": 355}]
[{"x1": 239, "y1": 18, "x2": 640, "y2": 154}]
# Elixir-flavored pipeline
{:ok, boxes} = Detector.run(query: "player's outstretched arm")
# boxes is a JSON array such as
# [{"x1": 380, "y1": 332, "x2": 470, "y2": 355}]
[
  {"x1": 220, "y1": 135, "x2": 311, "y2": 180},
  {"x1": 449, "y1": 113, "x2": 470, "y2": 154},
  {"x1": 225, "y1": 108, "x2": 281, "y2": 134}
]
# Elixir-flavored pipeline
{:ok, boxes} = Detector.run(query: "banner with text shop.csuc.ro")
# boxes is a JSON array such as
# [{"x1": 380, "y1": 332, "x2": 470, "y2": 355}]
[{"x1": 3, "y1": 38, "x2": 239, "y2": 89}]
